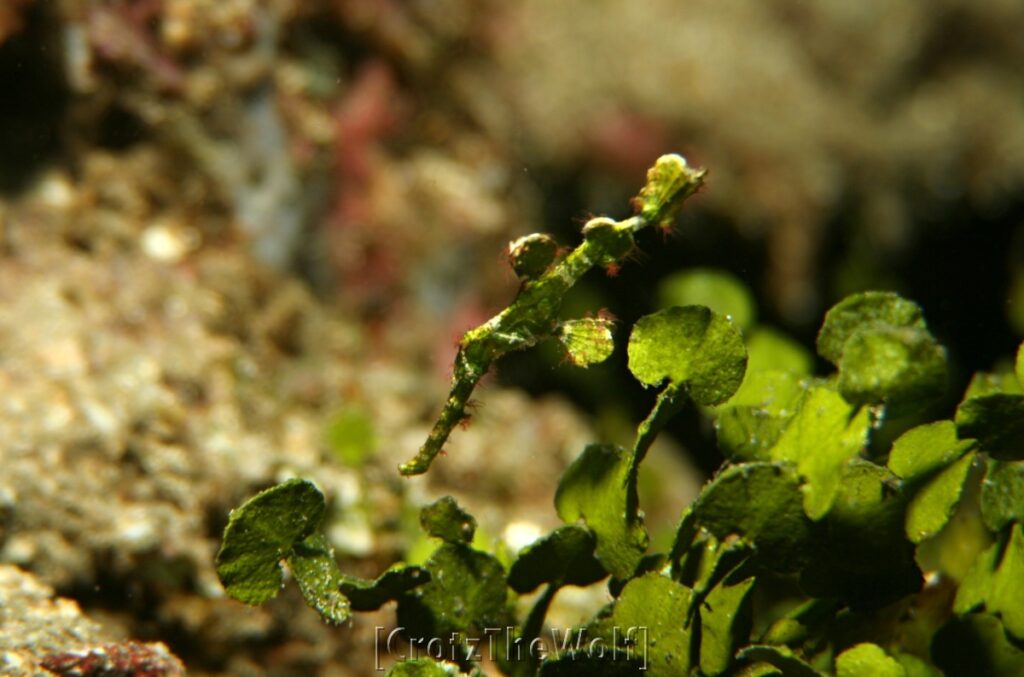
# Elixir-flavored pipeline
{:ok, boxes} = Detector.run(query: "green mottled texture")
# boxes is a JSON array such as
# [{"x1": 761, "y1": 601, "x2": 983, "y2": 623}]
[
  {"x1": 667, "y1": 507, "x2": 697, "y2": 574},
  {"x1": 657, "y1": 268, "x2": 756, "y2": 330},
  {"x1": 682, "y1": 532, "x2": 754, "y2": 603},
  {"x1": 814, "y1": 292, "x2": 946, "y2": 416},
  {"x1": 836, "y1": 326, "x2": 948, "y2": 416},
  {"x1": 953, "y1": 541, "x2": 998, "y2": 614},
  {"x1": 699, "y1": 577, "x2": 755, "y2": 676},
  {"x1": 624, "y1": 383, "x2": 687, "y2": 531},
  {"x1": 905, "y1": 451, "x2": 976, "y2": 543},
  {"x1": 593, "y1": 573, "x2": 693, "y2": 677},
  {"x1": 887, "y1": 421, "x2": 974, "y2": 481},
  {"x1": 508, "y1": 233, "x2": 559, "y2": 280},
  {"x1": 745, "y1": 327, "x2": 814, "y2": 376},
  {"x1": 893, "y1": 653, "x2": 942, "y2": 677},
  {"x1": 800, "y1": 461, "x2": 920, "y2": 608},
  {"x1": 836, "y1": 643, "x2": 906, "y2": 677},
  {"x1": 693, "y1": 463, "x2": 814, "y2": 572},
  {"x1": 1017, "y1": 341, "x2": 1024, "y2": 387},
  {"x1": 538, "y1": 655, "x2": 645, "y2": 676},
  {"x1": 635, "y1": 154, "x2": 707, "y2": 229},
  {"x1": 420, "y1": 496, "x2": 476, "y2": 545},
  {"x1": 817, "y1": 291, "x2": 925, "y2": 365},
  {"x1": 216, "y1": 479, "x2": 329, "y2": 605},
  {"x1": 288, "y1": 532, "x2": 352, "y2": 623},
  {"x1": 955, "y1": 524, "x2": 1024, "y2": 641},
  {"x1": 956, "y1": 393, "x2": 1024, "y2": 460},
  {"x1": 385, "y1": 659, "x2": 467, "y2": 676},
  {"x1": 735, "y1": 646, "x2": 819, "y2": 677},
  {"x1": 558, "y1": 318, "x2": 615, "y2": 367},
  {"x1": 397, "y1": 543, "x2": 510, "y2": 639},
  {"x1": 981, "y1": 460, "x2": 1024, "y2": 532},
  {"x1": 555, "y1": 444, "x2": 647, "y2": 579},
  {"x1": 627, "y1": 306, "x2": 747, "y2": 406},
  {"x1": 339, "y1": 564, "x2": 430, "y2": 611},
  {"x1": 556, "y1": 382, "x2": 689, "y2": 582},
  {"x1": 581, "y1": 217, "x2": 635, "y2": 265},
  {"x1": 771, "y1": 386, "x2": 871, "y2": 520},
  {"x1": 401, "y1": 154, "x2": 705, "y2": 475},
  {"x1": 716, "y1": 370, "x2": 806, "y2": 462},
  {"x1": 507, "y1": 525, "x2": 605, "y2": 593},
  {"x1": 821, "y1": 462, "x2": 908, "y2": 573}
]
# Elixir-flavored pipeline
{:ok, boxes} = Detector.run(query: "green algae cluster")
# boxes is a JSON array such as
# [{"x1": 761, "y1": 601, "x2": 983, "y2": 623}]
[{"x1": 217, "y1": 155, "x2": 1024, "y2": 676}]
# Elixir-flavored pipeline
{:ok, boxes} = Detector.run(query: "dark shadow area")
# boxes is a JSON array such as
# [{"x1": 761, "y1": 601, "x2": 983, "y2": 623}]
[
  {"x1": 499, "y1": 169, "x2": 1024, "y2": 476},
  {"x1": 0, "y1": 3, "x2": 68, "y2": 193}
]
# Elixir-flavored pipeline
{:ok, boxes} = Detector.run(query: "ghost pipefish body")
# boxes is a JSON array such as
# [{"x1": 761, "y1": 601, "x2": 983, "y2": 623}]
[{"x1": 399, "y1": 154, "x2": 706, "y2": 476}]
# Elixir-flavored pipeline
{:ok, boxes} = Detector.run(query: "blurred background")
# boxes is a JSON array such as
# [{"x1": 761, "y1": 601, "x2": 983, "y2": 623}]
[
  {"x1": 4, "y1": 0, "x2": 1024, "y2": 376},
  {"x1": 1, "y1": 1, "x2": 1023, "y2": 674}
]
